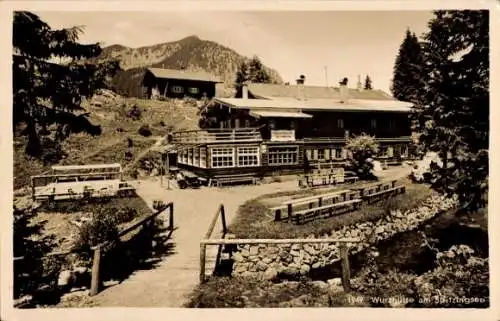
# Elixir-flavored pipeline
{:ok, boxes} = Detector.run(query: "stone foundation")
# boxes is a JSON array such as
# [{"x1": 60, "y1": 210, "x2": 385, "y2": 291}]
[{"x1": 230, "y1": 194, "x2": 458, "y2": 278}]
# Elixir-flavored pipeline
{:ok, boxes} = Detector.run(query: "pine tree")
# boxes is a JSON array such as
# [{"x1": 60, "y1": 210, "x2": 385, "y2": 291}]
[
  {"x1": 234, "y1": 61, "x2": 248, "y2": 91},
  {"x1": 391, "y1": 28, "x2": 425, "y2": 103},
  {"x1": 13, "y1": 11, "x2": 120, "y2": 159},
  {"x1": 246, "y1": 55, "x2": 271, "y2": 83},
  {"x1": 414, "y1": 10, "x2": 489, "y2": 212},
  {"x1": 364, "y1": 75, "x2": 373, "y2": 90}
]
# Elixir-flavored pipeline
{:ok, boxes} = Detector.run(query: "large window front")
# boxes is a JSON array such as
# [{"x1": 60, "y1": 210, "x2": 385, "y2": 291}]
[
  {"x1": 187, "y1": 148, "x2": 193, "y2": 165},
  {"x1": 237, "y1": 147, "x2": 259, "y2": 167},
  {"x1": 268, "y1": 147, "x2": 298, "y2": 166},
  {"x1": 194, "y1": 148, "x2": 200, "y2": 167},
  {"x1": 211, "y1": 147, "x2": 235, "y2": 168},
  {"x1": 200, "y1": 147, "x2": 207, "y2": 168}
]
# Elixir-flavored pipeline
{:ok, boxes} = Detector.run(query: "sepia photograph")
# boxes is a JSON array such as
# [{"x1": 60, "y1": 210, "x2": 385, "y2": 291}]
[{"x1": 3, "y1": 2, "x2": 495, "y2": 318}]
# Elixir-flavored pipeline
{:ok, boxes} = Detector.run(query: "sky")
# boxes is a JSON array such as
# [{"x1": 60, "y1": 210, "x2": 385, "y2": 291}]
[{"x1": 35, "y1": 10, "x2": 434, "y2": 93}]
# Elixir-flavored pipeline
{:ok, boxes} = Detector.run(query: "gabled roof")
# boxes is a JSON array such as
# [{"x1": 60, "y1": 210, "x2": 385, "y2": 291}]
[
  {"x1": 246, "y1": 83, "x2": 396, "y2": 101},
  {"x1": 214, "y1": 97, "x2": 412, "y2": 113},
  {"x1": 146, "y1": 68, "x2": 222, "y2": 83}
]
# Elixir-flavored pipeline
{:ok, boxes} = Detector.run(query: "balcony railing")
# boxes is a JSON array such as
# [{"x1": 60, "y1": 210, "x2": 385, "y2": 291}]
[
  {"x1": 270, "y1": 130, "x2": 295, "y2": 142},
  {"x1": 172, "y1": 128, "x2": 263, "y2": 144}
]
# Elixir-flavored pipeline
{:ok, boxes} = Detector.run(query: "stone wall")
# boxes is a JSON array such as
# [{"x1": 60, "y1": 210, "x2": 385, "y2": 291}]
[{"x1": 230, "y1": 194, "x2": 458, "y2": 279}]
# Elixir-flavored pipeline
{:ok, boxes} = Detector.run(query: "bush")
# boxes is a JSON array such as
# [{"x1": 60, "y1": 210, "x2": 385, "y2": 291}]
[
  {"x1": 73, "y1": 207, "x2": 138, "y2": 251},
  {"x1": 127, "y1": 104, "x2": 142, "y2": 120},
  {"x1": 138, "y1": 124, "x2": 152, "y2": 137},
  {"x1": 183, "y1": 97, "x2": 198, "y2": 107},
  {"x1": 345, "y1": 134, "x2": 379, "y2": 180},
  {"x1": 352, "y1": 244, "x2": 489, "y2": 308}
]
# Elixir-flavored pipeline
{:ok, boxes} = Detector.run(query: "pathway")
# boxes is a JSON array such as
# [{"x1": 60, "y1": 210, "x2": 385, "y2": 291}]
[
  {"x1": 90, "y1": 166, "x2": 411, "y2": 307},
  {"x1": 90, "y1": 180, "x2": 299, "y2": 307}
]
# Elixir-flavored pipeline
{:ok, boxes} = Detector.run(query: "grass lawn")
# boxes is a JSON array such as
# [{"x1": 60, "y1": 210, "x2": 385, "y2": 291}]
[
  {"x1": 228, "y1": 178, "x2": 436, "y2": 239},
  {"x1": 13, "y1": 96, "x2": 200, "y2": 190},
  {"x1": 185, "y1": 276, "x2": 367, "y2": 308}
]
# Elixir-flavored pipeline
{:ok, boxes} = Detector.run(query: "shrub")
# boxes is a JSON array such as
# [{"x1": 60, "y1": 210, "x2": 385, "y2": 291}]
[
  {"x1": 345, "y1": 134, "x2": 379, "y2": 180},
  {"x1": 183, "y1": 97, "x2": 198, "y2": 107},
  {"x1": 138, "y1": 124, "x2": 152, "y2": 137},
  {"x1": 127, "y1": 104, "x2": 142, "y2": 120},
  {"x1": 73, "y1": 207, "x2": 138, "y2": 251},
  {"x1": 352, "y1": 244, "x2": 489, "y2": 308}
]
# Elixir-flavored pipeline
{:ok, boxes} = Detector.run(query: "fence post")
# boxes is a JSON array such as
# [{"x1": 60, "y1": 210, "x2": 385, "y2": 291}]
[
  {"x1": 287, "y1": 203, "x2": 293, "y2": 218},
  {"x1": 169, "y1": 203, "x2": 174, "y2": 231},
  {"x1": 199, "y1": 243, "x2": 207, "y2": 283},
  {"x1": 340, "y1": 244, "x2": 351, "y2": 293},
  {"x1": 220, "y1": 205, "x2": 227, "y2": 234},
  {"x1": 275, "y1": 209, "x2": 282, "y2": 221},
  {"x1": 90, "y1": 246, "x2": 102, "y2": 296}
]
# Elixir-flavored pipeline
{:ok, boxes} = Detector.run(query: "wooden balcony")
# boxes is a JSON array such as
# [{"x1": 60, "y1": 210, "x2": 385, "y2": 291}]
[{"x1": 172, "y1": 128, "x2": 263, "y2": 144}]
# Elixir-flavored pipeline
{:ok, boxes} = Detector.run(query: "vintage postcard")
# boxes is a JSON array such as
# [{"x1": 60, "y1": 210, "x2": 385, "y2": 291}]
[{"x1": 1, "y1": 1, "x2": 498, "y2": 321}]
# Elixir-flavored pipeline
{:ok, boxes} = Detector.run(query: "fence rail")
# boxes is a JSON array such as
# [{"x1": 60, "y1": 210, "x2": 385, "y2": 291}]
[
  {"x1": 200, "y1": 204, "x2": 228, "y2": 282},
  {"x1": 89, "y1": 202, "x2": 175, "y2": 296},
  {"x1": 199, "y1": 235, "x2": 361, "y2": 293},
  {"x1": 172, "y1": 128, "x2": 263, "y2": 144}
]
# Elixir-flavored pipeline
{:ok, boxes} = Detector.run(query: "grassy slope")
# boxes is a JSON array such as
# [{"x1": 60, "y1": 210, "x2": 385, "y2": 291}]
[
  {"x1": 228, "y1": 179, "x2": 435, "y2": 239},
  {"x1": 13, "y1": 96, "x2": 200, "y2": 190}
]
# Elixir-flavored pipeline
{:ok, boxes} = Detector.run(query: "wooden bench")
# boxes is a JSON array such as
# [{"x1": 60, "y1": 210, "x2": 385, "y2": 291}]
[
  {"x1": 293, "y1": 199, "x2": 363, "y2": 225},
  {"x1": 212, "y1": 174, "x2": 257, "y2": 187},
  {"x1": 270, "y1": 189, "x2": 358, "y2": 221},
  {"x1": 362, "y1": 185, "x2": 406, "y2": 204},
  {"x1": 299, "y1": 173, "x2": 359, "y2": 188}
]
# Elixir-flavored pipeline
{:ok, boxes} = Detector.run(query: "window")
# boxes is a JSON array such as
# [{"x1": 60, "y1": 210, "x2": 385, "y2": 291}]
[
  {"x1": 331, "y1": 148, "x2": 343, "y2": 159},
  {"x1": 200, "y1": 147, "x2": 207, "y2": 168},
  {"x1": 389, "y1": 119, "x2": 396, "y2": 131},
  {"x1": 371, "y1": 118, "x2": 377, "y2": 129},
  {"x1": 324, "y1": 149, "x2": 330, "y2": 160},
  {"x1": 211, "y1": 147, "x2": 235, "y2": 168},
  {"x1": 318, "y1": 149, "x2": 325, "y2": 160},
  {"x1": 188, "y1": 148, "x2": 193, "y2": 165},
  {"x1": 312, "y1": 149, "x2": 319, "y2": 160},
  {"x1": 171, "y1": 86, "x2": 184, "y2": 93},
  {"x1": 337, "y1": 119, "x2": 344, "y2": 129},
  {"x1": 188, "y1": 87, "x2": 199, "y2": 94},
  {"x1": 306, "y1": 149, "x2": 312, "y2": 160},
  {"x1": 268, "y1": 147, "x2": 298, "y2": 165},
  {"x1": 237, "y1": 147, "x2": 259, "y2": 167},
  {"x1": 194, "y1": 148, "x2": 200, "y2": 167},
  {"x1": 244, "y1": 119, "x2": 250, "y2": 128}
]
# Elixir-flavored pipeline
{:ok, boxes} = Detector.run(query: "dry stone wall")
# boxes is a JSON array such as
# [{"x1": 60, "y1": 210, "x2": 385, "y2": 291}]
[{"x1": 231, "y1": 194, "x2": 458, "y2": 279}]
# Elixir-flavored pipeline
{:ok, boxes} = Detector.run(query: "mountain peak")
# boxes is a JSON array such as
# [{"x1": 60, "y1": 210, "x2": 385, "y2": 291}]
[{"x1": 100, "y1": 36, "x2": 283, "y2": 97}]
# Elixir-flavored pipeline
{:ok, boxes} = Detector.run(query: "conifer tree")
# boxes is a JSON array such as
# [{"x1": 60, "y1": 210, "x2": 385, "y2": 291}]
[
  {"x1": 414, "y1": 10, "x2": 489, "y2": 212},
  {"x1": 13, "y1": 11, "x2": 120, "y2": 159},
  {"x1": 391, "y1": 28, "x2": 425, "y2": 103},
  {"x1": 364, "y1": 75, "x2": 373, "y2": 90}
]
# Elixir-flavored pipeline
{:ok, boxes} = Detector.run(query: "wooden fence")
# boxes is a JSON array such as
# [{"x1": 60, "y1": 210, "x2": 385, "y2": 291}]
[
  {"x1": 199, "y1": 204, "x2": 229, "y2": 281},
  {"x1": 14, "y1": 202, "x2": 175, "y2": 299},
  {"x1": 89, "y1": 201, "x2": 175, "y2": 295},
  {"x1": 199, "y1": 237, "x2": 361, "y2": 293}
]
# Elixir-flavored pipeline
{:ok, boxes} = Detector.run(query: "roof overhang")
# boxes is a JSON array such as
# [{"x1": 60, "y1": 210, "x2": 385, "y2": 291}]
[{"x1": 249, "y1": 110, "x2": 313, "y2": 119}]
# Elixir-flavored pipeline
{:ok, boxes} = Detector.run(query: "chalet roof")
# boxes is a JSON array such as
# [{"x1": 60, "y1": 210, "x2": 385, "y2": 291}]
[
  {"x1": 215, "y1": 97, "x2": 412, "y2": 113},
  {"x1": 146, "y1": 68, "x2": 222, "y2": 83},
  {"x1": 249, "y1": 110, "x2": 313, "y2": 119},
  {"x1": 246, "y1": 83, "x2": 396, "y2": 101}
]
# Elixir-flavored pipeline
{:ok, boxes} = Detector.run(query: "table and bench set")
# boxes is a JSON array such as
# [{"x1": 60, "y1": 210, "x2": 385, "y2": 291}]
[{"x1": 270, "y1": 179, "x2": 406, "y2": 225}]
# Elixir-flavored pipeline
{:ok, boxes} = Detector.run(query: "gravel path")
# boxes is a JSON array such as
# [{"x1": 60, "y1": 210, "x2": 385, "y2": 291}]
[
  {"x1": 90, "y1": 179, "x2": 300, "y2": 307},
  {"x1": 90, "y1": 166, "x2": 411, "y2": 307}
]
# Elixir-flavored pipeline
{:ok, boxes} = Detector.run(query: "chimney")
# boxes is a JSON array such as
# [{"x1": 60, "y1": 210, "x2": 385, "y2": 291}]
[
  {"x1": 339, "y1": 77, "x2": 349, "y2": 103},
  {"x1": 296, "y1": 75, "x2": 306, "y2": 100},
  {"x1": 242, "y1": 82, "x2": 249, "y2": 99},
  {"x1": 357, "y1": 75, "x2": 363, "y2": 92},
  {"x1": 296, "y1": 74, "x2": 305, "y2": 85}
]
